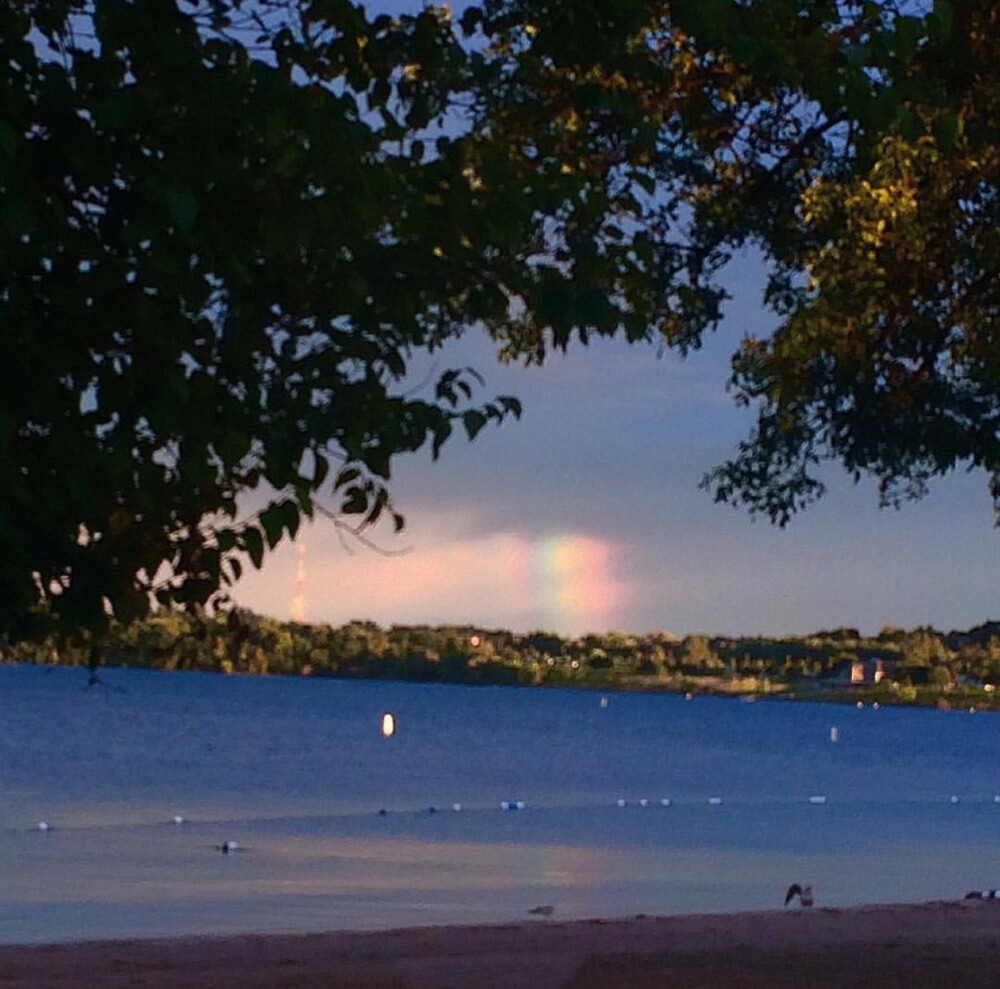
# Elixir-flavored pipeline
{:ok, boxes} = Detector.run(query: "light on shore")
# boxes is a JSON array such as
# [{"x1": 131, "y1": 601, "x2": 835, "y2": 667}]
[{"x1": 381, "y1": 713, "x2": 396, "y2": 738}]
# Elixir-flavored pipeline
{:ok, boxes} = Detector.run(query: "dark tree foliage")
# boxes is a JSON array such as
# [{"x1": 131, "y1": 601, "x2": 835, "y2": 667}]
[
  {"x1": 2, "y1": 0, "x2": 995, "y2": 640},
  {"x1": 701, "y1": 0, "x2": 999, "y2": 522},
  {"x1": 467, "y1": 0, "x2": 998, "y2": 522},
  {"x1": 0, "y1": 1, "x2": 534, "y2": 635}
]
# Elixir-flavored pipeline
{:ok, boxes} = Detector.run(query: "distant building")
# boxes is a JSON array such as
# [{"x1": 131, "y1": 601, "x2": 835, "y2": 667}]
[{"x1": 824, "y1": 658, "x2": 897, "y2": 686}]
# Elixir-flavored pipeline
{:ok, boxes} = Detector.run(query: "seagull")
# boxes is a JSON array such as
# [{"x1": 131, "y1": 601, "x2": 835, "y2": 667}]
[
  {"x1": 964, "y1": 889, "x2": 999, "y2": 900},
  {"x1": 36, "y1": 821, "x2": 52, "y2": 832},
  {"x1": 784, "y1": 883, "x2": 814, "y2": 907},
  {"x1": 528, "y1": 905, "x2": 555, "y2": 917},
  {"x1": 217, "y1": 840, "x2": 243, "y2": 854}
]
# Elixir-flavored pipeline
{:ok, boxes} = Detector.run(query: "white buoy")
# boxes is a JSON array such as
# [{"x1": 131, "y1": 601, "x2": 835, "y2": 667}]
[
  {"x1": 809, "y1": 795, "x2": 827, "y2": 805},
  {"x1": 515, "y1": 801, "x2": 525, "y2": 810},
  {"x1": 616, "y1": 798, "x2": 627, "y2": 808},
  {"x1": 993, "y1": 795, "x2": 1000, "y2": 804},
  {"x1": 381, "y1": 712, "x2": 396, "y2": 738},
  {"x1": 857, "y1": 701, "x2": 864, "y2": 709},
  {"x1": 708, "y1": 797, "x2": 723, "y2": 806},
  {"x1": 830, "y1": 726, "x2": 839, "y2": 742},
  {"x1": 172, "y1": 815, "x2": 185, "y2": 825},
  {"x1": 872, "y1": 702, "x2": 880, "y2": 710},
  {"x1": 660, "y1": 798, "x2": 671, "y2": 807},
  {"x1": 36, "y1": 821, "x2": 51, "y2": 832},
  {"x1": 950, "y1": 795, "x2": 959, "y2": 804},
  {"x1": 639, "y1": 798, "x2": 649, "y2": 807},
  {"x1": 452, "y1": 803, "x2": 462, "y2": 812},
  {"x1": 600, "y1": 696, "x2": 609, "y2": 708}
]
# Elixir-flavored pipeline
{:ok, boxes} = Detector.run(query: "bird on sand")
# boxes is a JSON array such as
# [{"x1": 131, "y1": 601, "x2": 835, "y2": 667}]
[
  {"x1": 964, "y1": 889, "x2": 999, "y2": 900},
  {"x1": 528, "y1": 905, "x2": 555, "y2": 917},
  {"x1": 784, "y1": 884, "x2": 814, "y2": 907}
]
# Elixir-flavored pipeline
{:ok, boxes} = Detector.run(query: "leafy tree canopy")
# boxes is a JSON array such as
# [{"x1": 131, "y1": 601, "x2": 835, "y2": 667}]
[
  {"x1": 2, "y1": 0, "x2": 996, "y2": 637},
  {"x1": 698, "y1": 1, "x2": 999, "y2": 522},
  {"x1": 1, "y1": 0, "x2": 534, "y2": 635},
  {"x1": 468, "y1": 0, "x2": 998, "y2": 521}
]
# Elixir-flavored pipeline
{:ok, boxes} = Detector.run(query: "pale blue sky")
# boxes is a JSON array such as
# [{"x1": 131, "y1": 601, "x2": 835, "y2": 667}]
[{"x1": 233, "y1": 252, "x2": 998, "y2": 638}]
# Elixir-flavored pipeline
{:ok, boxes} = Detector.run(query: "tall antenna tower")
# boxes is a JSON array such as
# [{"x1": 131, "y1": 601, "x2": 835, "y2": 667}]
[{"x1": 290, "y1": 542, "x2": 307, "y2": 623}]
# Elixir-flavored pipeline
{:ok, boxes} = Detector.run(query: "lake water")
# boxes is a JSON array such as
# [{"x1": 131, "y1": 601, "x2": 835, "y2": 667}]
[{"x1": 1, "y1": 664, "x2": 997, "y2": 943}]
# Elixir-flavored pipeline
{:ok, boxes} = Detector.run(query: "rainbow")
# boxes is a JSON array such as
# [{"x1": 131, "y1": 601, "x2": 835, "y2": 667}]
[
  {"x1": 499, "y1": 532, "x2": 625, "y2": 633},
  {"x1": 252, "y1": 525, "x2": 628, "y2": 636}
]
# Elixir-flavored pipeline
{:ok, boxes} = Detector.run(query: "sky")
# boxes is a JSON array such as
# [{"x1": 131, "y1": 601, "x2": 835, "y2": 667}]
[
  {"x1": 232, "y1": 251, "x2": 998, "y2": 639},
  {"x1": 231, "y1": 0, "x2": 997, "y2": 640}
]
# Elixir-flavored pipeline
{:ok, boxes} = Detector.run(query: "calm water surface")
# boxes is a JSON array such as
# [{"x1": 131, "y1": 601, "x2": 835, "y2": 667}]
[{"x1": 1, "y1": 665, "x2": 997, "y2": 942}]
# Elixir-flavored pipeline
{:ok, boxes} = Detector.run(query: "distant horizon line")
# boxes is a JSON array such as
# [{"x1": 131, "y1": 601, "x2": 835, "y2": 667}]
[{"x1": 223, "y1": 608, "x2": 999, "y2": 643}]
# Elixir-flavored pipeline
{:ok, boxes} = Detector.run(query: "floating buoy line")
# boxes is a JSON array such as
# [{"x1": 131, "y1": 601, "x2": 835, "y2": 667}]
[
  {"x1": 23, "y1": 790, "x2": 1000, "y2": 838},
  {"x1": 363, "y1": 791, "x2": 1000, "y2": 817}
]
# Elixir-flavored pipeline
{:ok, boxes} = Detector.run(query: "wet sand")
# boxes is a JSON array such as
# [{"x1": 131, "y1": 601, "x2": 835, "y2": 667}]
[{"x1": 1, "y1": 900, "x2": 998, "y2": 988}]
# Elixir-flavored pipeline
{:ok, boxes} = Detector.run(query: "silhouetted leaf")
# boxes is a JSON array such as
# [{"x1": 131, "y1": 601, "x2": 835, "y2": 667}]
[{"x1": 243, "y1": 527, "x2": 265, "y2": 570}]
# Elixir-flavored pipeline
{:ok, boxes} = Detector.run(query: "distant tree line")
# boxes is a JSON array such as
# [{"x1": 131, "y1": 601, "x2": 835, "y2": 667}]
[{"x1": 3, "y1": 613, "x2": 998, "y2": 709}]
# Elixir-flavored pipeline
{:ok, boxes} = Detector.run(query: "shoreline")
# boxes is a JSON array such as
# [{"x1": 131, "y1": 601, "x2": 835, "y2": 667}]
[
  {"x1": 5, "y1": 660, "x2": 997, "y2": 714},
  {"x1": 2, "y1": 901, "x2": 999, "y2": 988}
]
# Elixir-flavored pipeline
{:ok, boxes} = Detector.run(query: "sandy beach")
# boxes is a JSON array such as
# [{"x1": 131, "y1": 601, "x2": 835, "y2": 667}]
[{"x1": 1, "y1": 900, "x2": 998, "y2": 988}]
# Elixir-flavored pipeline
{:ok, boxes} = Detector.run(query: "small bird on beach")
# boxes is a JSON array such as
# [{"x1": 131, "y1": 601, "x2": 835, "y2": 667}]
[
  {"x1": 528, "y1": 905, "x2": 555, "y2": 917},
  {"x1": 964, "y1": 889, "x2": 999, "y2": 900},
  {"x1": 784, "y1": 884, "x2": 814, "y2": 907},
  {"x1": 217, "y1": 840, "x2": 243, "y2": 854}
]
